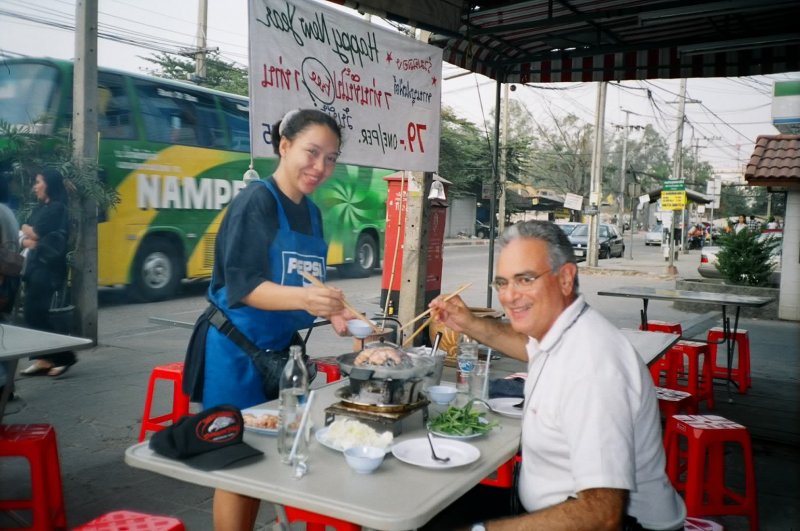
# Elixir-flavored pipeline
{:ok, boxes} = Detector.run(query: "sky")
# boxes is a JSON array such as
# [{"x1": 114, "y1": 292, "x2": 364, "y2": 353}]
[{"x1": 1, "y1": 0, "x2": 798, "y2": 182}]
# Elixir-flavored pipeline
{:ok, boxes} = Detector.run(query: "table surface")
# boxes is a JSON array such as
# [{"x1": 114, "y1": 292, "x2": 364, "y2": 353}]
[
  {"x1": 0, "y1": 324, "x2": 93, "y2": 361},
  {"x1": 619, "y1": 328, "x2": 680, "y2": 366},
  {"x1": 597, "y1": 286, "x2": 773, "y2": 307},
  {"x1": 126, "y1": 379, "x2": 522, "y2": 531}
]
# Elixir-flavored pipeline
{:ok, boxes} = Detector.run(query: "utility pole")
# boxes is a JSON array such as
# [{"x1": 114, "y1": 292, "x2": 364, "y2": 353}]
[
  {"x1": 667, "y1": 78, "x2": 687, "y2": 274},
  {"x1": 195, "y1": 0, "x2": 208, "y2": 81},
  {"x1": 617, "y1": 109, "x2": 632, "y2": 234},
  {"x1": 498, "y1": 83, "x2": 510, "y2": 235},
  {"x1": 73, "y1": 0, "x2": 99, "y2": 342},
  {"x1": 587, "y1": 82, "x2": 607, "y2": 268}
]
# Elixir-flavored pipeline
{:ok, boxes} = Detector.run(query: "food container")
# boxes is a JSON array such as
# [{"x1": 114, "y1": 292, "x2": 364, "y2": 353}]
[{"x1": 428, "y1": 307, "x2": 503, "y2": 361}]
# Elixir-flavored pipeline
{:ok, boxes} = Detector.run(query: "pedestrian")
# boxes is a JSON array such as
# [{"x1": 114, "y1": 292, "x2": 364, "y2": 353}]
[
  {"x1": 0, "y1": 175, "x2": 20, "y2": 399},
  {"x1": 734, "y1": 214, "x2": 747, "y2": 234},
  {"x1": 429, "y1": 220, "x2": 686, "y2": 530},
  {"x1": 186, "y1": 109, "x2": 355, "y2": 530},
  {"x1": 19, "y1": 168, "x2": 76, "y2": 377},
  {"x1": 748, "y1": 215, "x2": 761, "y2": 232},
  {"x1": 766, "y1": 216, "x2": 778, "y2": 230}
]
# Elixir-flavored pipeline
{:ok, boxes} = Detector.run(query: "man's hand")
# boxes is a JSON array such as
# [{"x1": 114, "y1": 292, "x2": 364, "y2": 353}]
[{"x1": 428, "y1": 294, "x2": 474, "y2": 335}]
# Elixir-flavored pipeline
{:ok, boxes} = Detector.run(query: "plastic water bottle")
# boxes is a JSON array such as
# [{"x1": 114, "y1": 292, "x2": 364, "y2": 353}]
[
  {"x1": 456, "y1": 340, "x2": 478, "y2": 393},
  {"x1": 277, "y1": 345, "x2": 309, "y2": 464}
]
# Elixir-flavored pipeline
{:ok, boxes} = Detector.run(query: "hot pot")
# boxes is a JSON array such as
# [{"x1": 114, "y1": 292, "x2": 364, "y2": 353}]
[{"x1": 336, "y1": 340, "x2": 436, "y2": 407}]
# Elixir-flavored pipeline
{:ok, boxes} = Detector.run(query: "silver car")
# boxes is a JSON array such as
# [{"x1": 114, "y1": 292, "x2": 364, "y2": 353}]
[{"x1": 644, "y1": 228, "x2": 664, "y2": 246}]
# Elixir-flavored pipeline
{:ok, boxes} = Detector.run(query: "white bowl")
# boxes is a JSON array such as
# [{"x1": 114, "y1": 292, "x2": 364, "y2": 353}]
[
  {"x1": 427, "y1": 385, "x2": 457, "y2": 405},
  {"x1": 347, "y1": 319, "x2": 375, "y2": 339},
  {"x1": 344, "y1": 445, "x2": 385, "y2": 474}
]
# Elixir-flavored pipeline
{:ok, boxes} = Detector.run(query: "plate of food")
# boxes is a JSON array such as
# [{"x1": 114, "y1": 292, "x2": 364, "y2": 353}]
[
  {"x1": 391, "y1": 438, "x2": 480, "y2": 469},
  {"x1": 241, "y1": 408, "x2": 280, "y2": 435},
  {"x1": 427, "y1": 402, "x2": 498, "y2": 439},
  {"x1": 486, "y1": 397, "x2": 524, "y2": 419},
  {"x1": 315, "y1": 418, "x2": 394, "y2": 453}
]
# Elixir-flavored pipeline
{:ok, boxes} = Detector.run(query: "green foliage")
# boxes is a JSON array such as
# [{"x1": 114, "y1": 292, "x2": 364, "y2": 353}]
[
  {"x1": 142, "y1": 52, "x2": 249, "y2": 96},
  {"x1": 715, "y1": 229, "x2": 780, "y2": 286},
  {"x1": 438, "y1": 106, "x2": 494, "y2": 196}
]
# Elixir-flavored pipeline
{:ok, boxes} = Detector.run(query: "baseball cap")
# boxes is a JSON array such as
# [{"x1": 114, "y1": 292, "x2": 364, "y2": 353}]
[{"x1": 149, "y1": 405, "x2": 263, "y2": 470}]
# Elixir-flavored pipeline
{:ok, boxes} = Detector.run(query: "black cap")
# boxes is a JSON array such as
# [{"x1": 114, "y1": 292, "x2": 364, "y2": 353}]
[{"x1": 149, "y1": 405, "x2": 263, "y2": 470}]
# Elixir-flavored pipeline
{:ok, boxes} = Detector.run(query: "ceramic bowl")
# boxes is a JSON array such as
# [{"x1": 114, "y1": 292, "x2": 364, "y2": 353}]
[
  {"x1": 344, "y1": 445, "x2": 385, "y2": 474},
  {"x1": 347, "y1": 319, "x2": 375, "y2": 339},
  {"x1": 427, "y1": 385, "x2": 457, "y2": 405}
]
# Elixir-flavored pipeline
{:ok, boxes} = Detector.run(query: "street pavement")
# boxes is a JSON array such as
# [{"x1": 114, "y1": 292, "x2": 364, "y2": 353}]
[{"x1": 1, "y1": 235, "x2": 797, "y2": 530}]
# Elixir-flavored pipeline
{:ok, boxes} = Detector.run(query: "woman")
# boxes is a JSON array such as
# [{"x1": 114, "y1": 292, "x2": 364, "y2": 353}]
[
  {"x1": 202, "y1": 109, "x2": 353, "y2": 530},
  {"x1": 734, "y1": 214, "x2": 747, "y2": 234},
  {"x1": 20, "y1": 168, "x2": 76, "y2": 377}
]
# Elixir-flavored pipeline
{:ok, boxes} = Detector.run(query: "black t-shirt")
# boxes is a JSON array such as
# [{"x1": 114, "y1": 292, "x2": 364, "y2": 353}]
[{"x1": 211, "y1": 178, "x2": 322, "y2": 307}]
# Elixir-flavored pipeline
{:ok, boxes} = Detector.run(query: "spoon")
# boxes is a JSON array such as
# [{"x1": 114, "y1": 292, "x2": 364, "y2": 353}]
[{"x1": 426, "y1": 432, "x2": 451, "y2": 463}]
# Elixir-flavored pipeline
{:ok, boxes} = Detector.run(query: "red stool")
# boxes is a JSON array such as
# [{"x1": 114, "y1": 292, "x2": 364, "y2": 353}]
[
  {"x1": 0, "y1": 424, "x2": 65, "y2": 531},
  {"x1": 665, "y1": 415, "x2": 758, "y2": 530},
  {"x1": 656, "y1": 387, "x2": 696, "y2": 417},
  {"x1": 283, "y1": 507, "x2": 360, "y2": 531},
  {"x1": 313, "y1": 356, "x2": 342, "y2": 383},
  {"x1": 706, "y1": 327, "x2": 751, "y2": 394},
  {"x1": 480, "y1": 455, "x2": 521, "y2": 488},
  {"x1": 640, "y1": 320, "x2": 683, "y2": 334},
  {"x1": 684, "y1": 517, "x2": 724, "y2": 530},
  {"x1": 664, "y1": 340, "x2": 715, "y2": 411},
  {"x1": 139, "y1": 362, "x2": 191, "y2": 442},
  {"x1": 74, "y1": 510, "x2": 185, "y2": 530}
]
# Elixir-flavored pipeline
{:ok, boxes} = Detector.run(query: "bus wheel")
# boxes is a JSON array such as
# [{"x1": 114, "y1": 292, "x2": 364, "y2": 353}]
[
  {"x1": 129, "y1": 238, "x2": 181, "y2": 302},
  {"x1": 339, "y1": 233, "x2": 378, "y2": 278}
]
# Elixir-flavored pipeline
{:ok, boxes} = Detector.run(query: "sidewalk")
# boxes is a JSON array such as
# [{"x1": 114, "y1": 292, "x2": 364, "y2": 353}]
[{"x1": 1, "y1": 241, "x2": 797, "y2": 530}]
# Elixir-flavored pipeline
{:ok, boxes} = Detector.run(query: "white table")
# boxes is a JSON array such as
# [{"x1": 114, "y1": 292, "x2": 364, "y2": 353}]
[
  {"x1": 126, "y1": 379, "x2": 522, "y2": 531},
  {"x1": 620, "y1": 328, "x2": 680, "y2": 367},
  {"x1": 0, "y1": 324, "x2": 93, "y2": 421}
]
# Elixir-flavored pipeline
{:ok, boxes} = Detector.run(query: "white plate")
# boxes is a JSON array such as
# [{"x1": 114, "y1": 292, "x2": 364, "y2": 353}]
[
  {"x1": 391, "y1": 438, "x2": 480, "y2": 469},
  {"x1": 428, "y1": 417, "x2": 491, "y2": 440},
  {"x1": 314, "y1": 427, "x2": 392, "y2": 454},
  {"x1": 241, "y1": 408, "x2": 280, "y2": 435},
  {"x1": 487, "y1": 398, "x2": 524, "y2": 419}
]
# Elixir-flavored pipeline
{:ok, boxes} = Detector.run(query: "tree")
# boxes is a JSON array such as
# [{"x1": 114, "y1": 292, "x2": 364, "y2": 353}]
[
  {"x1": 438, "y1": 106, "x2": 493, "y2": 197},
  {"x1": 715, "y1": 229, "x2": 780, "y2": 286},
  {"x1": 142, "y1": 52, "x2": 249, "y2": 96}
]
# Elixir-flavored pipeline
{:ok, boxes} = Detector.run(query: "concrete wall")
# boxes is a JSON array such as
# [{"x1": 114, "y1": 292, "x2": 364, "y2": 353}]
[{"x1": 779, "y1": 190, "x2": 800, "y2": 320}]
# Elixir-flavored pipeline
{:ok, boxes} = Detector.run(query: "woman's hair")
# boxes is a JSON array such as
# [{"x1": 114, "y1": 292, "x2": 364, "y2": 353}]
[
  {"x1": 499, "y1": 220, "x2": 580, "y2": 291},
  {"x1": 38, "y1": 167, "x2": 69, "y2": 204},
  {"x1": 270, "y1": 109, "x2": 342, "y2": 156}
]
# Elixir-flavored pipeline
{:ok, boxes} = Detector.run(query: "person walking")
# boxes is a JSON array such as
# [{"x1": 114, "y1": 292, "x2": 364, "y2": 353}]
[
  {"x1": 733, "y1": 214, "x2": 748, "y2": 234},
  {"x1": 748, "y1": 215, "x2": 761, "y2": 232},
  {"x1": 19, "y1": 168, "x2": 76, "y2": 377},
  {"x1": 430, "y1": 220, "x2": 686, "y2": 531},
  {"x1": 187, "y1": 109, "x2": 354, "y2": 530}
]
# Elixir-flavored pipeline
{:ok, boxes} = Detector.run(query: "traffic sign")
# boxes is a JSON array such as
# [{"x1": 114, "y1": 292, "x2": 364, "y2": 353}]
[
  {"x1": 661, "y1": 190, "x2": 686, "y2": 210},
  {"x1": 663, "y1": 179, "x2": 685, "y2": 191}
]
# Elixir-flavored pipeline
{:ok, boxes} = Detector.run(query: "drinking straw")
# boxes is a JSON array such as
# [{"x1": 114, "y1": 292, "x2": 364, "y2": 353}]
[
  {"x1": 481, "y1": 347, "x2": 493, "y2": 400},
  {"x1": 288, "y1": 390, "x2": 316, "y2": 467}
]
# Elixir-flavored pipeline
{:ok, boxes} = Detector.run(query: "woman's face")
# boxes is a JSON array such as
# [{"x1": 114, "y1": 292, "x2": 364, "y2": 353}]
[
  {"x1": 33, "y1": 174, "x2": 48, "y2": 202},
  {"x1": 277, "y1": 124, "x2": 340, "y2": 201}
]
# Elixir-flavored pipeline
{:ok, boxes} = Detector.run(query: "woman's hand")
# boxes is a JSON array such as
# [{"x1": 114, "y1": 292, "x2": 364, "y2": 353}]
[
  {"x1": 20, "y1": 224, "x2": 37, "y2": 240},
  {"x1": 303, "y1": 285, "x2": 346, "y2": 319}
]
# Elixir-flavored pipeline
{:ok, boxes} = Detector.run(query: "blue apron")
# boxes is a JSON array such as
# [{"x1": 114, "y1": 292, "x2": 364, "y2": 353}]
[{"x1": 203, "y1": 179, "x2": 327, "y2": 409}]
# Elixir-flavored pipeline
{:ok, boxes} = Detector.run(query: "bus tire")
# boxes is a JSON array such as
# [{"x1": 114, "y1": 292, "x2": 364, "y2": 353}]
[
  {"x1": 129, "y1": 237, "x2": 181, "y2": 302},
  {"x1": 339, "y1": 233, "x2": 378, "y2": 278}
]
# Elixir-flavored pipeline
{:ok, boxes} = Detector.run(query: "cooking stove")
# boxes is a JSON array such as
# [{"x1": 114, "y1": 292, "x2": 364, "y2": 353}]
[{"x1": 324, "y1": 399, "x2": 429, "y2": 436}]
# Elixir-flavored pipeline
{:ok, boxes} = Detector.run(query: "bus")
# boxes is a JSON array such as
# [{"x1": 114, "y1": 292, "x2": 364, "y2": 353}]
[{"x1": 0, "y1": 58, "x2": 390, "y2": 301}]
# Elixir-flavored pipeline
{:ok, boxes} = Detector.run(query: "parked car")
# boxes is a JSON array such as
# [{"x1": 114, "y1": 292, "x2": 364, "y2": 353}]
[
  {"x1": 556, "y1": 221, "x2": 581, "y2": 236},
  {"x1": 698, "y1": 232, "x2": 782, "y2": 285},
  {"x1": 569, "y1": 223, "x2": 625, "y2": 259},
  {"x1": 644, "y1": 227, "x2": 664, "y2": 246},
  {"x1": 475, "y1": 220, "x2": 494, "y2": 239}
]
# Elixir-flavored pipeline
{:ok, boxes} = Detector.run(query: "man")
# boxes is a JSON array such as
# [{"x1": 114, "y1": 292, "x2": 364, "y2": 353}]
[
  {"x1": 748, "y1": 215, "x2": 761, "y2": 233},
  {"x1": 430, "y1": 221, "x2": 685, "y2": 531}
]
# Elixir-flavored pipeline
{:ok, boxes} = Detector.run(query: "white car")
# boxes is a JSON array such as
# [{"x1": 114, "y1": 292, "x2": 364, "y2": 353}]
[{"x1": 644, "y1": 228, "x2": 664, "y2": 246}]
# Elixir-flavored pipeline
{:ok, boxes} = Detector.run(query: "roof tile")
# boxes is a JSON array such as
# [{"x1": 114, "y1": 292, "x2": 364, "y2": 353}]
[{"x1": 745, "y1": 135, "x2": 800, "y2": 185}]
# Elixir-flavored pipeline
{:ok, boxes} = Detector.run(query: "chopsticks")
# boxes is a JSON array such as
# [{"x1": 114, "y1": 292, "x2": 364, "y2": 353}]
[
  {"x1": 399, "y1": 283, "x2": 472, "y2": 348},
  {"x1": 396, "y1": 283, "x2": 472, "y2": 334},
  {"x1": 298, "y1": 271, "x2": 380, "y2": 333}
]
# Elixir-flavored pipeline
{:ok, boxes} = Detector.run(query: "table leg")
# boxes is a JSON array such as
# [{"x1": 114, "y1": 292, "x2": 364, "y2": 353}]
[
  {"x1": 727, "y1": 306, "x2": 742, "y2": 403},
  {"x1": 0, "y1": 359, "x2": 20, "y2": 423},
  {"x1": 640, "y1": 299, "x2": 650, "y2": 330}
]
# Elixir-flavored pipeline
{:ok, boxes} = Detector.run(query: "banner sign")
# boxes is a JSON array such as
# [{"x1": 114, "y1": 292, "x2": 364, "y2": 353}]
[
  {"x1": 563, "y1": 193, "x2": 583, "y2": 211},
  {"x1": 248, "y1": 0, "x2": 443, "y2": 171},
  {"x1": 660, "y1": 190, "x2": 686, "y2": 210}
]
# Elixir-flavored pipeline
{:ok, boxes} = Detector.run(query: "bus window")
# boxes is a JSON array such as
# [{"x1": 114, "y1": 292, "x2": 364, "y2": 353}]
[
  {"x1": 98, "y1": 72, "x2": 134, "y2": 139},
  {"x1": 133, "y1": 79, "x2": 220, "y2": 147},
  {"x1": 220, "y1": 97, "x2": 250, "y2": 152},
  {"x1": 0, "y1": 62, "x2": 60, "y2": 132}
]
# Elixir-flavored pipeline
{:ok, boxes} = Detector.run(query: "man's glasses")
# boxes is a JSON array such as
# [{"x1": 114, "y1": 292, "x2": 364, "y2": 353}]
[{"x1": 491, "y1": 270, "x2": 552, "y2": 293}]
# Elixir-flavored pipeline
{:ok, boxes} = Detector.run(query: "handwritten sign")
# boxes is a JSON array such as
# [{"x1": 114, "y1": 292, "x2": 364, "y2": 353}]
[{"x1": 248, "y1": 0, "x2": 443, "y2": 171}]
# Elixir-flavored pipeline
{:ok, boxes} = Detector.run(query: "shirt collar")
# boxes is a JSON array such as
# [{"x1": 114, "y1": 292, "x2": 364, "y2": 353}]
[{"x1": 526, "y1": 294, "x2": 587, "y2": 356}]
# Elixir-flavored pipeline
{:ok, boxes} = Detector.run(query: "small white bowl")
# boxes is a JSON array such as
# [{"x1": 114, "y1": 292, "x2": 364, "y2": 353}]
[
  {"x1": 427, "y1": 385, "x2": 457, "y2": 405},
  {"x1": 347, "y1": 319, "x2": 375, "y2": 339},
  {"x1": 344, "y1": 445, "x2": 385, "y2": 474}
]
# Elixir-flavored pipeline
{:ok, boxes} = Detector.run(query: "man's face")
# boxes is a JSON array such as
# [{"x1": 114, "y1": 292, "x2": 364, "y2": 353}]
[{"x1": 495, "y1": 238, "x2": 577, "y2": 341}]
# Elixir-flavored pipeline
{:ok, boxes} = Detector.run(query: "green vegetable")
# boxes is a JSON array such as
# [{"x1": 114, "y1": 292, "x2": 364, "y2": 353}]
[{"x1": 428, "y1": 400, "x2": 499, "y2": 436}]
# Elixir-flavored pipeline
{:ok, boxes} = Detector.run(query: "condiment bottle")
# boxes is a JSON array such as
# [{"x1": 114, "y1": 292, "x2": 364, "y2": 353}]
[
  {"x1": 456, "y1": 339, "x2": 479, "y2": 393},
  {"x1": 277, "y1": 345, "x2": 309, "y2": 464}
]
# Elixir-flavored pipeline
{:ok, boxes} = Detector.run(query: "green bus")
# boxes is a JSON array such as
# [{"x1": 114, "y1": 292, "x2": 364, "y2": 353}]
[{"x1": 0, "y1": 58, "x2": 389, "y2": 301}]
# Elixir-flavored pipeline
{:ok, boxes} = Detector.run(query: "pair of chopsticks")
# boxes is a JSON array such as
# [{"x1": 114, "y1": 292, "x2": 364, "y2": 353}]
[
  {"x1": 400, "y1": 283, "x2": 472, "y2": 347},
  {"x1": 298, "y1": 271, "x2": 380, "y2": 333}
]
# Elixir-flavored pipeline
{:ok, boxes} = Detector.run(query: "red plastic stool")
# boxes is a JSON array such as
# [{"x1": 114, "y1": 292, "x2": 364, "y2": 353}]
[
  {"x1": 706, "y1": 327, "x2": 751, "y2": 394},
  {"x1": 664, "y1": 340, "x2": 715, "y2": 411},
  {"x1": 283, "y1": 507, "x2": 360, "y2": 531},
  {"x1": 313, "y1": 356, "x2": 342, "y2": 383},
  {"x1": 665, "y1": 415, "x2": 758, "y2": 530},
  {"x1": 656, "y1": 387, "x2": 696, "y2": 417},
  {"x1": 480, "y1": 454, "x2": 521, "y2": 488},
  {"x1": 684, "y1": 517, "x2": 724, "y2": 530},
  {"x1": 0, "y1": 424, "x2": 65, "y2": 531},
  {"x1": 73, "y1": 510, "x2": 185, "y2": 530},
  {"x1": 640, "y1": 320, "x2": 683, "y2": 334},
  {"x1": 138, "y1": 362, "x2": 191, "y2": 442}
]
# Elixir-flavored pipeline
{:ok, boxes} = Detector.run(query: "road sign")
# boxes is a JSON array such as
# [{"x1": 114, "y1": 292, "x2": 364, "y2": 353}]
[
  {"x1": 661, "y1": 190, "x2": 686, "y2": 210},
  {"x1": 663, "y1": 179, "x2": 685, "y2": 191}
]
